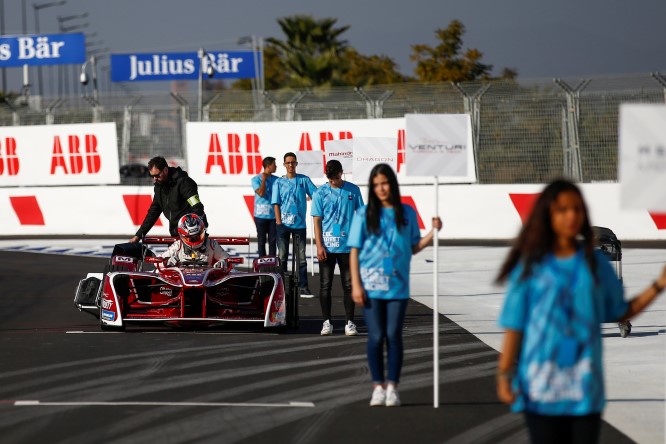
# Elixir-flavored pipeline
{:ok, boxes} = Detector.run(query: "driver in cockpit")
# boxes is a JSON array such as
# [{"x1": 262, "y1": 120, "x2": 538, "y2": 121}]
[{"x1": 161, "y1": 213, "x2": 229, "y2": 267}]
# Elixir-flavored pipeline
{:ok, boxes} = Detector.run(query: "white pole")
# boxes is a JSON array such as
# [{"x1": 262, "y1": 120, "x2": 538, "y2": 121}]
[
  {"x1": 310, "y1": 216, "x2": 314, "y2": 275},
  {"x1": 433, "y1": 175, "x2": 439, "y2": 408}
]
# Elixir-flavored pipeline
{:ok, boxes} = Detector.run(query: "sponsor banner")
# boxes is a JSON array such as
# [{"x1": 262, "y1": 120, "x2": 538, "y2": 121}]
[
  {"x1": 1, "y1": 183, "x2": 664, "y2": 240},
  {"x1": 324, "y1": 139, "x2": 353, "y2": 174},
  {"x1": 352, "y1": 138, "x2": 398, "y2": 182},
  {"x1": 619, "y1": 104, "x2": 666, "y2": 211},
  {"x1": 405, "y1": 114, "x2": 475, "y2": 182},
  {"x1": 0, "y1": 123, "x2": 119, "y2": 186},
  {"x1": 111, "y1": 50, "x2": 259, "y2": 82},
  {"x1": 295, "y1": 150, "x2": 325, "y2": 179},
  {"x1": 0, "y1": 33, "x2": 85, "y2": 67},
  {"x1": 187, "y1": 119, "x2": 406, "y2": 186}
]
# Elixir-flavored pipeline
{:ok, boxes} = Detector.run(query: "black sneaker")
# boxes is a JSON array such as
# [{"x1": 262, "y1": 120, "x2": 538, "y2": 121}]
[{"x1": 299, "y1": 287, "x2": 314, "y2": 298}]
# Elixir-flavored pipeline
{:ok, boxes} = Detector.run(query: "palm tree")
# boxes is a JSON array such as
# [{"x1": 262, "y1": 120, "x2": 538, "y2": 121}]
[{"x1": 267, "y1": 15, "x2": 349, "y2": 88}]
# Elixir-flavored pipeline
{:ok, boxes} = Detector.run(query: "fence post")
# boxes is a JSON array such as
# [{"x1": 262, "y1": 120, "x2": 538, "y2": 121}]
[
  {"x1": 651, "y1": 72, "x2": 666, "y2": 103},
  {"x1": 374, "y1": 90, "x2": 394, "y2": 119},
  {"x1": 120, "y1": 96, "x2": 141, "y2": 167},
  {"x1": 285, "y1": 91, "x2": 307, "y2": 122},
  {"x1": 354, "y1": 87, "x2": 375, "y2": 118},
  {"x1": 171, "y1": 92, "x2": 190, "y2": 161},
  {"x1": 453, "y1": 82, "x2": 489, "y2": 183},
  {"x1": 554, "y1": 79, "x2": 589, "y2": 182},
  {"x1": 45, "y1": 98, "x2": 62, "y2": 125},
  {"x1": 263, "y1": 91, "x2": 280, "y2": 121}
]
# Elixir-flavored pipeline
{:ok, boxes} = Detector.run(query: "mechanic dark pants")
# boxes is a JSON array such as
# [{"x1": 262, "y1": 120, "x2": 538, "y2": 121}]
[
  {"x1": 276, "y1": 225, "x2": 308, "y2": 289},
  {"x1": 254, "y1": 217, "x2": 276, "y2": 257},
  {"x1": 319, "y1": 252, "x2": 354, "y2": 322}
]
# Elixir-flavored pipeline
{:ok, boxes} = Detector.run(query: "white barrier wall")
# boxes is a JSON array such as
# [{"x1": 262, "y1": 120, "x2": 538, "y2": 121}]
[{"x1": 1, "y1": 183, "x2": 665, "y2": 240}]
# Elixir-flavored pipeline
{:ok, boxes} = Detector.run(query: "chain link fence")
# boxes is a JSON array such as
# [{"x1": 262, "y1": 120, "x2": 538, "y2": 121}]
[{"x1": 2, "y1": 73, "x2": 665, "y2": 184}]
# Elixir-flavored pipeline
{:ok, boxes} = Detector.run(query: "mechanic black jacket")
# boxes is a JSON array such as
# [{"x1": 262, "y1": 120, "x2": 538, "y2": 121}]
[{"x1": 135, "y1": 166, "x2": 208, "y2": 237}]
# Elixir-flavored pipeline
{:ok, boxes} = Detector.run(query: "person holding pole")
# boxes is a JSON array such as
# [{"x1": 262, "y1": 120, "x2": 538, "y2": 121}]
[
  {"x1": 495, "y1": 179, "x2": 666, "y2": 443},
  {"x1": 272, "y1": 152, "x2": 317, "y2": 296},
  {"x1": 251, "y1": 156, "x2": 278, "y2": 257},
  {"x1": 312, "y1": 160, "x2": 364, "y2": 336},
  {"x1": 349, "y1": 163, "x2": 442, "y2": 407}
]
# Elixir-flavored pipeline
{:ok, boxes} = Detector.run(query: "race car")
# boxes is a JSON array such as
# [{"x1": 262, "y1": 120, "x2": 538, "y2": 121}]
[{"x1": 73, "y1": 237, "x2": 299, "y2": 331}]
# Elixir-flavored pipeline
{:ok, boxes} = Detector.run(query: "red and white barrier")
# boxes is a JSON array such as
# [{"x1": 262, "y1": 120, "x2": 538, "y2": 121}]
[{"x1": 0, "y1": 183, "x2": 664, "y2": 239}]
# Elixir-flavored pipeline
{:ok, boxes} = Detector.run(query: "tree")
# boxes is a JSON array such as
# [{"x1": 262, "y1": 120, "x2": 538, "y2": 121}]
[
  {"x1": 411, "y1": 20, "x2": 493, "y2": 82},
  {"x1": 341, "y1": 48, "x2": 408, "y2": 86},
  {"x1": 267, "y1": 15, "x2": 349, "y2": 88}
]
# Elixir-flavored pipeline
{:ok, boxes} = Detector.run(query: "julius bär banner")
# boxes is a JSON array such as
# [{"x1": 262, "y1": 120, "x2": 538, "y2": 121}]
[
  {"x1": 0, "y1": 123, "x2": 120, "y2": 186},
  {"x1": 187, "y1": 119, "x2": 410, "y2": 186},
  {"x1": 111, "y1": 50, "x2": 259, "y2": 82},
  {"x1": 0, "y1": 33, "x2": 85, "y2": 67}
]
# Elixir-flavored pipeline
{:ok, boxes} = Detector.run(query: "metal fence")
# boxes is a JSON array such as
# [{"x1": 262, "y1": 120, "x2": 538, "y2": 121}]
[{"x1": 2, "y1": 73, "x2": 665, "y2": 184}]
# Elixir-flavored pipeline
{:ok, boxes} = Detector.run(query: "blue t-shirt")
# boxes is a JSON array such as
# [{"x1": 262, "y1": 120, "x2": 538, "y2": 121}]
[
  {"x1": 347, "y1": 204, "x2": 421, "y2": 300},
  {"x1": 311, "y1": 181, "x2": 364, "y2": 254},
  {"x1": 498, "y1": 249, "x2": 627, "y2": 416},
  {"x1": 271, "y1": 174, "x2": 317, "y2": 229},
  {"x1": 251, "y1": 174, "x2": 278, "y2": 219}
]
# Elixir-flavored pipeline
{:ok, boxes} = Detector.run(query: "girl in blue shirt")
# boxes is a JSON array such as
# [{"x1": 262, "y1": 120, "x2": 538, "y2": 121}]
[
  {"x1": 496, "y1": 179, "x2": 666, "y2": 443},
  {"x1": 349, "y1": 163, "x2": 442, "y2": 407}
]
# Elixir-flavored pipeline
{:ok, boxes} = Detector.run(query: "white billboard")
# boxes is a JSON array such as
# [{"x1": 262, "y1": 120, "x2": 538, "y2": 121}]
[
  {"x1": 352, "y1": 137, "x2": 398, "y2": 183},
  {"x1": 405, "y1": 114, "x2": 476, "y2": 182},
  {"x1": 619, "y1": 104, "x2": 666, "y2": 211},
  {"x1": 0, "y1": 122, "x2": 120, "y2": 186},
  {"x1": 186, "y1": 119, "x2": 407, "y2": 185}
]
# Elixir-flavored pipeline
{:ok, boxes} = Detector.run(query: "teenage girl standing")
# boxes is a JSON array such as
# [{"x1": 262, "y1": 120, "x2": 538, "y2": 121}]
[
  {"x1": 496, "y1": 179, "x2": 666, "y2": 443},
  {"x1": 349, "y1": 163, "x2": 442, "y2": 407}
]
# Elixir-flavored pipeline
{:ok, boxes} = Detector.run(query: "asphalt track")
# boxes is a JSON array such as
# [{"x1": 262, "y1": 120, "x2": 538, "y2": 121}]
[{"x1": 0, "y1": 251, "x2": 634, "y2": 444}]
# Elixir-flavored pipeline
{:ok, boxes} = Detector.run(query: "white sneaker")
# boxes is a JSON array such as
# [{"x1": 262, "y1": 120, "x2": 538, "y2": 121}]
[
  {"x1": 320, "y1": 320, "x2": 333, "y2": 336},
  {"x1": 370, "y1": 385, "x2": 386, "y2": 406},
  {"x1": 344, "y1": 321, "x2": 358, "y2": 336},
  {"x1": 385, "y1": 385, "x2": 401, "y2": 407},
  {"x1": 300, "y1": 287, "x2": 314, "y2": 299}
]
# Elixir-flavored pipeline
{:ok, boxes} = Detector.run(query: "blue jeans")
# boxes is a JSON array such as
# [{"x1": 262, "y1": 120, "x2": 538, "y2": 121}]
[
  {"x1": 363, "y1": 298, "x2": 409, "y2": 385},
  {"x1": 319, "y1": 252, "x2": 354, "y2": 322},
  {"x1": 276, "y1": 225, "x2": 308, "y2": 289},
  {"x1": 254, "y1": 217, "x2": 276, "y2": 257}
]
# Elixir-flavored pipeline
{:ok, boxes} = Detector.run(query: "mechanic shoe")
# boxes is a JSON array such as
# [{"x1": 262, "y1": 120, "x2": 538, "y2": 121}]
[
  {"x1": 344, "y1": 321, "x2": 358, "y2": 336},
  {"x1": 321, "y1": 320, "x2": 333, "y2": 336},
  {"x1": 370, "y1": 385, "x2": 386, "y2": 407},
  {"x1": 385, "y1": 385, "x2": 401, "y2": 407},
  {"x1": 299, "y1": 287, "x2": 314, "y2": 298}
]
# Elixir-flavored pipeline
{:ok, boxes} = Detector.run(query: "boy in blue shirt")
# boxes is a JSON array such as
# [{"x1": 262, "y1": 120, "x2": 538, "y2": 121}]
[
  {"x1": 272, "y1": 152, "x2": 318, "y2": 296},
  {"x1": 251, "y1": 157, "x2": 278, "y2": 257},
  {"x1": 312, "y1": 160, "x2": 364, "y2": 336}
]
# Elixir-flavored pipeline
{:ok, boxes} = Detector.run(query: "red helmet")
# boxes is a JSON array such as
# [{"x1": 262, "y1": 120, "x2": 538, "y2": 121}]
[{"x1": 177, "y1": 213, "x2": 205, "y2": 249}]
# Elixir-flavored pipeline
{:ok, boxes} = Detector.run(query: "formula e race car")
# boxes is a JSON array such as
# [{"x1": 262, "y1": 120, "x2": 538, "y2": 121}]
[{"x1": 73, "y1": 237, "x2": 299, "y2": 331}]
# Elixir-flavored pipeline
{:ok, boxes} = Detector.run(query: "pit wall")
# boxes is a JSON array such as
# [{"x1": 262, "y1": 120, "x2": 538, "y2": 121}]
[{"x1": 1, "y1": 183, "x2": 664, "y2": 240}]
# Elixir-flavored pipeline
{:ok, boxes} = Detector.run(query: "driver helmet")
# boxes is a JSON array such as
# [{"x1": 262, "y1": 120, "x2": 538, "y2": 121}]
[{"x1": 177, "y1": 213, "x2": 206, "y2": 249}]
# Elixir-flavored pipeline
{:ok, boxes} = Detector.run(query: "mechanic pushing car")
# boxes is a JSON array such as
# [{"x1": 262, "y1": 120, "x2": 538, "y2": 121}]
[
  {"x1": 129, "y1": 156, "x2": 208, "y2": 242},
  {"x1": 160, "y1": 214, "x2": 229, "y2": 267}
]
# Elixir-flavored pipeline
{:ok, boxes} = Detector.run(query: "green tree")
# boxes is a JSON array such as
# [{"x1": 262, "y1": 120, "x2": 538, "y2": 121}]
[
  {"x1": 341, "y1": 48, "x2": 408, "y2": 86},
  {"x1": 266, "y1": 15, "x2": 349, "y2": 88},
  {"x1": 411, "y1": 20, "x2": 493, "y2": 82}
]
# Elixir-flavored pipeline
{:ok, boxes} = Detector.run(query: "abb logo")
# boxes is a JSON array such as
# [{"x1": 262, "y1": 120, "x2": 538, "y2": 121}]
[
  {"x1": 50, "y1": 134, "x2": 101, "y2": 174},
  {"x1": 0, "y1": 137, "x2": 20, "y2": 175},
  {"x1": 206, "y1": 133, "x2": 262, "y2": 175}
]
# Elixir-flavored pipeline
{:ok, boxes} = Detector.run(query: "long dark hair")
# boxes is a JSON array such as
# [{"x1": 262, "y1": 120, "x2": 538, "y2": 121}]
[
  {"x1": 496, "y1": 179, "x2": 596, "y2": 283},
  {"x1": 366, "y1": 163, "x2": 405, "y2": 234}
]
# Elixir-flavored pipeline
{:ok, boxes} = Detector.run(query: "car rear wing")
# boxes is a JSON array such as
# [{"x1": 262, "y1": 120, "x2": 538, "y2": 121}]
[{"x1": 143, "y1": 237, "x2": 250, "y2": 246}]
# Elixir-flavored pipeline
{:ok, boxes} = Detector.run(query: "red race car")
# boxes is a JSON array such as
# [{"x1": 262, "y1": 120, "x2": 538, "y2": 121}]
[{"x1": 74, "y1": 237, "x2": 299, "y2": 331}]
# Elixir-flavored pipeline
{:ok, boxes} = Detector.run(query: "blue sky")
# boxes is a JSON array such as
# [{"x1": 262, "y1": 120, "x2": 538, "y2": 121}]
[{"x1": 2, "y1": 0, "x2": 665, "y2": 95}]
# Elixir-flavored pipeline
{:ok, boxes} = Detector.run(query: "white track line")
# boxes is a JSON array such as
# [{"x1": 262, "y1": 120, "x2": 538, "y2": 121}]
[{"x1": 13, "y1": 400, "x2": 314, "y2": 408}]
